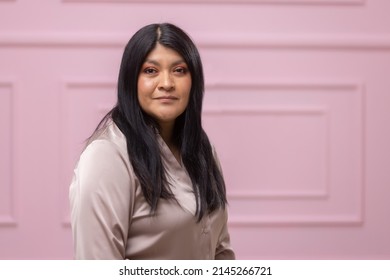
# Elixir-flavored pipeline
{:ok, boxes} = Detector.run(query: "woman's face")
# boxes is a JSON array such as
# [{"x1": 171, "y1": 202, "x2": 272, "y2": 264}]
[{"x1": 137, "y1": 43, "x2": 192, "y2": 127}]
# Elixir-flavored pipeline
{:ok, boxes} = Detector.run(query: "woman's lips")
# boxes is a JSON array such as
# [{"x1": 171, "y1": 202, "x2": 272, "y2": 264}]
[{"x1": 155, "y1": 96, "x2": 178, "y2": 102}]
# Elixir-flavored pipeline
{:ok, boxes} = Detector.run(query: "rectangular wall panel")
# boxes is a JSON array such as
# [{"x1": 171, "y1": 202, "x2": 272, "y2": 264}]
[
  {"x1": 60, "y1": 80, "x2": 116, "y2": 226},
  {"x1": 203, "y1": 81, "x2": 364, "y2": 226}
]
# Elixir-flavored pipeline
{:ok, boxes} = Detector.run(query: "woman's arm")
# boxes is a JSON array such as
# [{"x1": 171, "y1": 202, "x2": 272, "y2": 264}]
[
  {"x1": 69, "y1": 140, "x2": 134, "y2": 259},
  {"x1": 215, "y1": 208, "x2": 236, "y2": 260},
  {"x1": 212, "y1": 146, "x2": 236, "y2": 260}
]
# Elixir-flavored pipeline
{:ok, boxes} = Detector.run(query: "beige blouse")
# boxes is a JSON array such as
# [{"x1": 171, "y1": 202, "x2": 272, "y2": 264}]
[{"x1": 69, "y1": 121, "x2": 235, "y2": 259}]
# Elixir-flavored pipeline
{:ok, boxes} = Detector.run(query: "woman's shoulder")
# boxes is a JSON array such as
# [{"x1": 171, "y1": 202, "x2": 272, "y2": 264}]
[
  {"x1": 85, "y1": 120, "x2": 127, "y2": 154},
  {"x1": 77, "y1": 121, "x2": 129, "y2": 172}
]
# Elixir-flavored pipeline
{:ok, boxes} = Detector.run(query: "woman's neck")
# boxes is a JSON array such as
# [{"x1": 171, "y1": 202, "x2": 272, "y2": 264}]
[
  {"x1": 158, "y1": 121, "x2": 181, "y2": 163},
  {"x1": 158, "y1": 121, "x2": 175, "y2": 146}
]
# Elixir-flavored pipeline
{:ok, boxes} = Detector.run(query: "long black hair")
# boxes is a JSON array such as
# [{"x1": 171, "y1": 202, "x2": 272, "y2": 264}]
[{"x1": 95, "y1": 23, "x2": 226, "y2": 221}]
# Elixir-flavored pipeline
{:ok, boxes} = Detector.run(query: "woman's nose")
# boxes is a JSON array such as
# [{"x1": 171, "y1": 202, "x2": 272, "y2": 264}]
[{"x1": 158, "y1": 72, "x2": 174, "y2": 91}]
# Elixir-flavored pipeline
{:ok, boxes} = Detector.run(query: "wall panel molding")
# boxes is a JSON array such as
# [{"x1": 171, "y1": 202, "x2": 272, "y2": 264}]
[
  {"x1": 59, "y1": 79, "x2": 117, "y2": 227},
  {"x1": 205, "y1": 105, "x2": 330, "y2": 200},
  {"x1": 228, "y1": 190, "x2": 328, "y2": 199},
  {"x1": 0, "y1": 80, "x2": 16, "y2": 226},
  {"x1": 228, "y1": 214, "x2": 363, "y2": 226},
  {"x1": 62, "y1": 0, "x2": 365, "y2": 6},
  {"x1": 204, "y1": 80, "x2": 364, "y2": 226},
  {"x1": 205, "y1": 80, "x2": 361, "y2": 90},
  {"x1": 2, "y1": 34, "x2": 390, "y2": 50}
]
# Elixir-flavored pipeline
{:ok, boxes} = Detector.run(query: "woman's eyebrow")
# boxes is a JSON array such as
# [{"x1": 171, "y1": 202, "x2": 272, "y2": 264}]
[{"x1": 143, "y1": 59, "x2": 187, "y2": 67}]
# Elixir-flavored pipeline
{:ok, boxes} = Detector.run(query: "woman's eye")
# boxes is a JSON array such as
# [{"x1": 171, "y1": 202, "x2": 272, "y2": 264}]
[
  {"x1": 144, "y1": 68, "x2": 157, "y2": 74},
  {"x1": 174, "y1": 67, "x2": 187, "y2": 74}
]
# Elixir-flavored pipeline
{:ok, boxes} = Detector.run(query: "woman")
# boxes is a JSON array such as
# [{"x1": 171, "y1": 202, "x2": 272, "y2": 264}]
[{"x1": 69, "y1": 23, "x2": 235, "y2": 259}]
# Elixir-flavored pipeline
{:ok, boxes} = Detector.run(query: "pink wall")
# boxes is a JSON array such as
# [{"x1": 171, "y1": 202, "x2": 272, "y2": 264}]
[{"x1": 1, "y1": 0, "x2": 390, "y2": 259}]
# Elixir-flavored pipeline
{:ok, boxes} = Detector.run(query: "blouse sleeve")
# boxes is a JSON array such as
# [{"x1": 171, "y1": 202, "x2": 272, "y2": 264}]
[
  {"x1": 69, "y1": 139, "x2": 134, "y2": 259},
  {"x1": 215, "y1": 214, "x2": 236, "y2": 260},
  {"x1": 212, "y1": 146, "x2": 236, "y2": 260}
]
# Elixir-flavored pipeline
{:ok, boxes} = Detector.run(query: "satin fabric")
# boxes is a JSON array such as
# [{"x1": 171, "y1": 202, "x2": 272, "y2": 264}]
[{"x1": 69, "y1": 121, "x2": 235, "y2": 259}]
